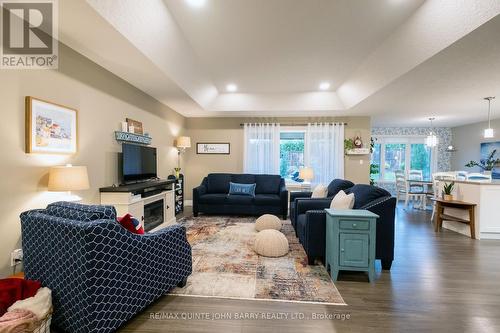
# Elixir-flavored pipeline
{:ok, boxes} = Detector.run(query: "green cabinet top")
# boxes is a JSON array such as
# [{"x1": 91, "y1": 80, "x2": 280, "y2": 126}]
[{"x1": 324, "y1": 209, "x2": 379, "y2": 219}]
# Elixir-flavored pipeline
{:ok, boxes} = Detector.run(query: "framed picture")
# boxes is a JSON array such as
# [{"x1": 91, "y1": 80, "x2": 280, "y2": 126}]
[
  {"x1": 480, "y1": 142, "x2": 500, "y2": 179},
  {"x1": 126, "y1": 118, "x2": 143, "y2": 134},
  {"x1": 25, "y1": 96, "x2": 78, "y2": 154},
  {"x1": 196, "y1": 142, "x2": 230, "y2": 155}
]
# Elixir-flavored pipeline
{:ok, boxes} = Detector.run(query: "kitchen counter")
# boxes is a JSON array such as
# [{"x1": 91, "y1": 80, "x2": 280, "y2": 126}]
[{"x1": 437, "y1": 180, "x2": 500, "y2": 240}]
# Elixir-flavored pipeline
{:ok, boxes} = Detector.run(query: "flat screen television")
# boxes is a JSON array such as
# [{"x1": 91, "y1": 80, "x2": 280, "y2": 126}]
[{"x1": 122, "y1": 143, "x2": 157, "y2": 183}]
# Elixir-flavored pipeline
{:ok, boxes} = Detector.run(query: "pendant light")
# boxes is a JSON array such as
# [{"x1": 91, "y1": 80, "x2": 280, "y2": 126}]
[
  {"x1": 484, "y1": 97, "x2": 495, "y2": 139},
  {"x1": 426, "y1": 117, "x2": 438, "y2": 147}
]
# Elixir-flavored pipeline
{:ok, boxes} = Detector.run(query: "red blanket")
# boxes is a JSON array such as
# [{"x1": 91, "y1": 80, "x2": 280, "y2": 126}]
[{"x1": 0, "y1": 279, "x2": 41, "y2": 316}]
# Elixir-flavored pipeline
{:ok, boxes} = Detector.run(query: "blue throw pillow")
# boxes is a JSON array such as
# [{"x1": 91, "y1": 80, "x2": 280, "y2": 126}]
[{"x1": 228, "y1": 182, "x2": 256, "y2": 197}]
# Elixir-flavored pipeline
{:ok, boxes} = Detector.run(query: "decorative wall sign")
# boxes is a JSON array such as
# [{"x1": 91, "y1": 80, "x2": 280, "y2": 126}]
[
  {"x1": 196, "y1": 143, "x2": 230, "y2": 155},
  {"x1": 25, "y1": 96, "x2": 78, "y2": 154},
  {"x1": 126, "y1": 118, "x2": 143, "y2": 134},
  {"x1": 115, "y1": 131, "x2": 152, "y2": 145}
]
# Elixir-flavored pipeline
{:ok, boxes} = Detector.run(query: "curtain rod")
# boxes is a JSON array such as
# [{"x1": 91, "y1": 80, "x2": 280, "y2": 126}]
[{"x1": 239, "y1": 122, "x2": 347, "y2": 127}]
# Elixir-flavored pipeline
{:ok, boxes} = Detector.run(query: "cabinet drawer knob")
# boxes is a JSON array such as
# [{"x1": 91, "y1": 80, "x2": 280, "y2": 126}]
[{"x1": 341, "y1": 248, "x2": 345, "y2": 252}]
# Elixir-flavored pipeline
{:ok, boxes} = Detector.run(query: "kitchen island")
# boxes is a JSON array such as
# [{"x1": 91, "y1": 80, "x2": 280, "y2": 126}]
[{"x1": 437, "y1": 179, "x2": 500, "y2": 240}]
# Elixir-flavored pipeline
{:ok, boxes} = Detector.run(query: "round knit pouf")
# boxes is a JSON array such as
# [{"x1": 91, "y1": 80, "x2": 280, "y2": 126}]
[
  {"x1": 255, "y1": 214, "x2": 282, "y2": 231},
  {"x1": 253, "y1": 229, "x2": 289, "y2": 257}
]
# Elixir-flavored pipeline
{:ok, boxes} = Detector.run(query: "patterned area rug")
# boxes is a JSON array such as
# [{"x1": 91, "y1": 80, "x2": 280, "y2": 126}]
[{"x1": 170, "y1": 215, "x2": 346, "y2": 305}]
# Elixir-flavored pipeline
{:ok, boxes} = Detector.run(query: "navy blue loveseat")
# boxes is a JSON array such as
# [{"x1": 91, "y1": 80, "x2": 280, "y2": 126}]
[
  {"x1": 193, "y1": 173, "x2": 288, "y2": 219},
  {"x1": 293, "y1": 184, "x2": 396, "y2": 270}
]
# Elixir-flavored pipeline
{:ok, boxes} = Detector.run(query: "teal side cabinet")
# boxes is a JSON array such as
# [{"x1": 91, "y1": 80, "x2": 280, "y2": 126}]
[{"x1": 325, "y1": 209, "x2": 379, "y2": 282}]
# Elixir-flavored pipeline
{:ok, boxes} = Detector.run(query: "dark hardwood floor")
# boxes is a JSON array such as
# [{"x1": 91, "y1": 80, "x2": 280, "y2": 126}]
[{"x1": 119, "y1": 204, "x2": 500, "y2": 332}]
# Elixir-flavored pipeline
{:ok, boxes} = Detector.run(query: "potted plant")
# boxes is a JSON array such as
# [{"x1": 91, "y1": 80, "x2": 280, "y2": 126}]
[
  {"x1": 442, "y1": 182, "x2": 455, "y2": 201},
  {"x1": 465, "y1": 149, "x2": 500, "y2": 174}
]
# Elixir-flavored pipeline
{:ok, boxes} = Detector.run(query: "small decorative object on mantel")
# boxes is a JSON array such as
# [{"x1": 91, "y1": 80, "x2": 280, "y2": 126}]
[
  {"x1": 442, "y1": 182, "x2": 455, "y2": 201},
  {"x1": 25, "y1": 96, "x2": 78, "y2": 154},
  {"x1": 354, "y1": 136, "x2": 363, "y2": 148},
  {"x1": 197, "y1": 142, "x2": 230, "y2": 154},
  {"x1": 344, "y1": 137, "x2": 369, "y2": 155},
  {"x1": 126, "y1": 118, "x2": 143, "y2": 134},
  {"x1": 115, "y1": 131, "x2": 152, "y2": 145}
]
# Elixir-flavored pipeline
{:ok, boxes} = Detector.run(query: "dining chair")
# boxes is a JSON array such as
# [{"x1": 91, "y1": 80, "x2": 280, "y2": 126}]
[
  {"x1": 408, "y1": 169, "x2": 424, "y2": 192},
  {"x1": 430, "y1": 173, "x2": 456, "y2": 221},
  {"x1": 466, "y1": 173, "x2": 492, "y2": 180},
  {"x1": 395, "y1": 170, "x2": 425, "y2": 209}
]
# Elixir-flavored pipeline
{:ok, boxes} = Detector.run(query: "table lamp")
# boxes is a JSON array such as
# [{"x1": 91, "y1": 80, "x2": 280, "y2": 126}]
[
  {"x1": 175, "y1": 136, "x2": 191, "y2": 178},
  {"x1": 48, "y1": 164, "x2": 90, "y2": 202},
  {"x1": 299, "y1": 167, "x2": 314, "y2": 183}
]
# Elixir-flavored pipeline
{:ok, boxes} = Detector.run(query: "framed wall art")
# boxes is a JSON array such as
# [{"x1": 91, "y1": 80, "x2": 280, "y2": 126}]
[
  {"x1": 196, "y1": 142, "x2": 230, "y2": 155},
  {"x1": 25, "y1": 96, "x2": 78, "y2": 154}
]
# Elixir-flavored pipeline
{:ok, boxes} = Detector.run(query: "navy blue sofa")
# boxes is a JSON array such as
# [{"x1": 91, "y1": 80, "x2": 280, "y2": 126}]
[
  {"x1": 20, "y1": 201, "x2": 192, "y2": 333},
  {"x1": 193, "y1": 173, "x2": 288, "y2": 219},
  {"x1": 293, "y1": 184, "x2": 396, "y2": 270}
]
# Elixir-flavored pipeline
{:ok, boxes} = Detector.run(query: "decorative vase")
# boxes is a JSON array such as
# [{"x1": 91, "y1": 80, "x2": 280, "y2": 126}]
[
  {"x1": 483, "y1": 170, "x2": 492, "y2": 176},
  {"x1": 443, "y1": 194, "x2": 453, "y2": 201},
  {"x1": 174, "y1": 167, "x2": 181, "y2": 179}
]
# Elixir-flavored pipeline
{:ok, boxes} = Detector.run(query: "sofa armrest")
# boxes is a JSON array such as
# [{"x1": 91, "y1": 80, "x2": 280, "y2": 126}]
[
  {"x1": 279, "y1": 183, "x2": 289, "y2": 219},
  {"x1": 192, "y1": 184, "x2": 207, "y2": 216},
  {"x1": 290, "y1": 191, "x2": 313, "y2": 202},
  {"x1": 304, "y1": 210, "x2": 327, "y2": 261},
  {"x1": 360, "y1": 196, "x2": 396, "y2": 268},
  {"x1": 296, "y1": 198, "x2": 332, "y2": 215}
]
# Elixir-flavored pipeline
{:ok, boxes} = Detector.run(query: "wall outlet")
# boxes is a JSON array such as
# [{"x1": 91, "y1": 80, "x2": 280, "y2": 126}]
[{"x1": 10, "y1": 248, "x2": 23, "y2": 267}]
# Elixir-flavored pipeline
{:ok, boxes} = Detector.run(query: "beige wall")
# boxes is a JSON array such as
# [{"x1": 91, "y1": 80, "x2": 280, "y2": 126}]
[
  {"x1": 451, "y1": 118, "x2": 500, "y2": 172},
  {"x1": 184, "y1": 116, "x2": 371, "y2": 200},
  {"x1": 0, "y1": 44, "x2": 185, "y2": 277}
]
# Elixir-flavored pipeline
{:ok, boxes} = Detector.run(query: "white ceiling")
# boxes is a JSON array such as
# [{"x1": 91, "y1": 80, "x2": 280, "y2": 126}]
[
  {"x1": 164, "y1": 0, "x2": 424, "y2": 94},
  {"x1": 58, "y1": 0, "x2": 500, "y2": 126}
]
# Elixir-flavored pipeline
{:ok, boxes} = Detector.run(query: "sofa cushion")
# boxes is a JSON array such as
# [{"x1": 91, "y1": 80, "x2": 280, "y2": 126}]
[
  {"x1": 330, "y1": 190, "x2": 355, "y2": 209},
  {"x1": 206, "y1": 174, "x2": 232, "y2": 193},
  {"x1": 327, "y1": 179, "x2": 355, "y2": 197},
  {"x1": 345, "y1": 184, "x2": 391, "y2": 209},
  {"x1": 198, "y1": 193, "x2": 227, "y2": 204},
  {"x1": 254, "y1": 194, "x2": 281, "y2": 206},
  {"x1": 311, "y1": 184, "x2": 328, "y2": 198},
  {"x1": 229, "y1": 182, "x2": 256, "y2": 197},
  {"x1": 226, "y1": 195, "x2": 254, "y2": 205},
  {"x1": 117, "y1": 213, "x2": 144, "y2": 234},
  {"x1": 46, "y1": 201, "x2": 116, "y2": 221},
  {"x1": 231, "y1": 174, "x2": 256, "y2": 184},
  {"x1": 255, "y1": 175, "x2": 282, "y2": 194}
]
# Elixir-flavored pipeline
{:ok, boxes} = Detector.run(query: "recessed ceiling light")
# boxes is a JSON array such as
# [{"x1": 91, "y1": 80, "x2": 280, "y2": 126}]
[
  {"x1": 186, "y1": 0, "x2": 206, "y2": 8},
  {"x1": 226, "y1": 83, "x2": 237, "y2": 92},
  {"x1": 319, "y1": 82, "x2": 330, "y2": 91}
]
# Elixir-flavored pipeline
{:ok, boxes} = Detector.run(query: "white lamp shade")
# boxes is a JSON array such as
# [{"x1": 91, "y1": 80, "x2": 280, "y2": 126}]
[
  {"x1": 425, "y1": 134, "x2": 438, "y2": 147},
  {"x1": 48, "y1": 166, "x2": 90, "y2": 191},
  {"x1": 484, "y1": 128, "x2": 494, "y2": 138},
  {"x1": 176, "y1": 136, "x2": 191, "y2": 148},
  {"x1": 299, "y1": 167, "x2": 314, "y2": 181}
]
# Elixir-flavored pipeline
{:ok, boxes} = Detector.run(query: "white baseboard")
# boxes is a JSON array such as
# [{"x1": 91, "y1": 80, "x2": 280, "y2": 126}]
[{"x1": 184, "y1": 200, "x2": 193, "y2": 207}]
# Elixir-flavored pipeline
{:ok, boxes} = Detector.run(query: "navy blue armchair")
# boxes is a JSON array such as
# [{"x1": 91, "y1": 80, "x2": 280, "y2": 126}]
[
  {"x1": 294, "y1": 184, "x2": 396, "y2": 270},
  {"x1": 20, "y1": 201, "x2": 192, "y2": 333},
  {"x1": 193, "y1": 173, "x2": 288, "y2": 219}
]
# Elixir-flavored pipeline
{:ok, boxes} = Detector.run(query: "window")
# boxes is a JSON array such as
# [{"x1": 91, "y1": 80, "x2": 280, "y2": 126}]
[
  {"x1": 371, "y1": 136, "x2": 435, "y2": 182},
  {"x1": 279, "y1": 131, "x2": 305, "y2": 181}
]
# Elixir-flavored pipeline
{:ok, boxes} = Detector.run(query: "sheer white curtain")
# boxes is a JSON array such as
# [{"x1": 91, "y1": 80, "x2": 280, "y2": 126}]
[
  {"x1": 305, "y1": 123, "x2": 344, "y2": 186},
  {"x1": 243, "y1": 123, "x2": 280, "y2": 174}
]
